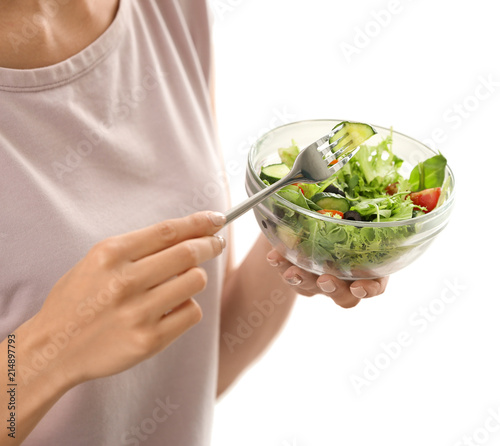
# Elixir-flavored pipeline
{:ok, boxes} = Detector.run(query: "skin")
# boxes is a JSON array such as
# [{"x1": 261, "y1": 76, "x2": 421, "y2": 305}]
[
  {"x1": 0, "y1": 1, "x2": 388, "y2": 443},
  {"x1": 0, "y1": 0, "x2": 119, "y2": 69}
]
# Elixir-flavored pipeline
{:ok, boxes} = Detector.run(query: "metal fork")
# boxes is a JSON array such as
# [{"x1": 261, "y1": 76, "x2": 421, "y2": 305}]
[{"x1": 224, "y1": 123, "x2": 362, "y2": 226}]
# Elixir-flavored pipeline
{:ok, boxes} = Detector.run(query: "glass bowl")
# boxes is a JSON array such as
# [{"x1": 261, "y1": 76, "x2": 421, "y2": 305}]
[{"x1": 245, "y1": 119, "x2": 455, "y2": 280}]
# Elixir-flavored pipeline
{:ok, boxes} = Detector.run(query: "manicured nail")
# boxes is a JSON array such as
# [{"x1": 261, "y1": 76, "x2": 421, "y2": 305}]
[
  {"x1": 267, "y1": 255, "x2": 280, "y2": 267},
  {"x1": 209, "y1": 211, "x2": 226, "y2": 227},
  {"x1": 215, "y1": 235, "x2": 226, "y2": 251},
  {"x1": 351, "y1": 286, "x2": 367, "y2": 298},
  {"x1": 285, "y1": 274, "x2": 302, "y2": 286},
  {"x1": 318, "y1": 279, "x2": 336, "y2": 293}
]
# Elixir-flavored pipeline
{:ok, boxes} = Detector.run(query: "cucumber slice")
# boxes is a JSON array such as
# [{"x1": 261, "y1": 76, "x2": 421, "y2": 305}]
[
  {"x1": 311, "y1": 192, "x2": 350, "y2": 213},
  {"x1": 329, "y1": 121, "x2": 376, "y2": 155},
  {"x1": 260, "y1": 163, "x2": 290, "y2": 184},
  {"x1": 276, "y1": 225, "x2": 300, "y2": 249}
]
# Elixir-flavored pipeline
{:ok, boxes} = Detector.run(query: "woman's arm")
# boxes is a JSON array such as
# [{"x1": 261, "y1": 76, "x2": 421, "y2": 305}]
[
  {"x1": 0, "y1": 324, "x2": 76, "y2": 445},
  {"x1": 0, "y1": 211, "x2": 226, "y2": 445},
  {"x1": 217, "y1": 233, "x2": 388, "y2": 396},
  {"x1": 217, "y1": 234, "x2": 297, "y2": 395}
]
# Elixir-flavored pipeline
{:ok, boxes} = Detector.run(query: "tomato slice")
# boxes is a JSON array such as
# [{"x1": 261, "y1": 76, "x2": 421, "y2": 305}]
[
  {"x1": 317, "y1": 209, "x2": 344, "y2": 218},
  {"x1": 292, "y1": 183, "x2": 305, "y2": 195},
  {"x1": 409, "y1": 187, "x2": 441, "y2": 213}
]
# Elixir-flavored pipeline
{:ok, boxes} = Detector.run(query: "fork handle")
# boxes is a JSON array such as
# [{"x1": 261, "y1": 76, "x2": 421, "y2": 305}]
[{"x1": 224, "y1": 175, "x2": 300, "y2": 226}]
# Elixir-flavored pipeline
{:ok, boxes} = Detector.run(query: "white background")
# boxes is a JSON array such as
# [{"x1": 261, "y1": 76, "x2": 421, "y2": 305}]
[{"x1": 210, "y1": 1, "x2": 500, "y2": 445}]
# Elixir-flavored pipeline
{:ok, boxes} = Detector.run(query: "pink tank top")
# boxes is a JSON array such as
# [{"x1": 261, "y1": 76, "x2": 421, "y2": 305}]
[{"x1": 0, "y1": 1, "x2": 228, "y2": 444}]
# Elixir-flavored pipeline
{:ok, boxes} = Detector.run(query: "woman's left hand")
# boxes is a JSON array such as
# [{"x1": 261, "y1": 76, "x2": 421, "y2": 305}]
[{"x1": 266, "y1": 249, "x2": 388, "y2": 308}]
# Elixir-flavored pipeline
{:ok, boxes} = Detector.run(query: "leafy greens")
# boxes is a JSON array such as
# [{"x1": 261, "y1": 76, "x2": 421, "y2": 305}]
[{"x1": 263, "y1": 132, "x2": 448, "y2": 276}]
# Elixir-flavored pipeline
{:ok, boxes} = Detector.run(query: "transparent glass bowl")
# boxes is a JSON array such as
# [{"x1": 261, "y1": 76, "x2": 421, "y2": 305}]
[{"x1": 245, "y1": 120, "x2": 455, "y2": 280}]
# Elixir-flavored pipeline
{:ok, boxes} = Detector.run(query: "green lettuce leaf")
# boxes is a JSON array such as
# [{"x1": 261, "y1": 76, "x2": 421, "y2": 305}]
[
  {"x1": 278, "y1": 140, "x2": 299, "y2": 169},
  {"x1": 408, "y1": 153, "x2": 447, "y2": 191}
]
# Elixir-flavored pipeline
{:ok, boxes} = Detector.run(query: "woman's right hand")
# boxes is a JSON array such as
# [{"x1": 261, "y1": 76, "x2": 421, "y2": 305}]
[{"x1": 18, "y1": 210, "x2": 226, "y2": 388}]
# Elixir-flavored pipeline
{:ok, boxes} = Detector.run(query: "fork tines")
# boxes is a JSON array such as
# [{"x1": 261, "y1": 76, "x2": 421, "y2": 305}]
[
  {"x1": 324, "y1": 146, "x2": 359, "y2": 169},
  {"x1": 319, "y1": 137, "x2": 354, "y2": 165}
]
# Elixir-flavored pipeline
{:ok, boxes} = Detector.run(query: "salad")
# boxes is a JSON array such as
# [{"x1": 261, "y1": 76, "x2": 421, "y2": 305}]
[{"x1": 258, "y1": 123, "x2": 449, "y2": 276}]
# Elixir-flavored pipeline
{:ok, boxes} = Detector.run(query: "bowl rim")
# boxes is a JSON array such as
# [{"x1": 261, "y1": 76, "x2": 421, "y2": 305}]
[{"x1": 247, "y1": 119, "x2": 456, "y2": 228}]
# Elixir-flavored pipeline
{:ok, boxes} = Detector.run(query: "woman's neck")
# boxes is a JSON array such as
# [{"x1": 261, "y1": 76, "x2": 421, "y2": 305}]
[{"x1": 0, "y1": 0, "x2": 119, "y2": 69}]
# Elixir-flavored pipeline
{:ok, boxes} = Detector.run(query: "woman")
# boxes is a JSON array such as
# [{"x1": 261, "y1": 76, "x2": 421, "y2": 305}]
[{"x1": 0, "y1": 1, "x2": 387, "y2": 444}]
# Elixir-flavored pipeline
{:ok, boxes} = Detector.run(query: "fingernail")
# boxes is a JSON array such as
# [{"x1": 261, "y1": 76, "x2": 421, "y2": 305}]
[
  {"x1": 351, "y1": 286, "x2": 367, "y2": 298},
  {"x1": 318, "y1": 279, "x2": 336, "y2": 293},
  {"x1": 215, "y1": 235, "x2": 226, "y2": 251},
  {"x1": 208, "y1": 211, "x2": 226, "y2": 227},
  {"x1": 285, "y1": 274, "x2": 302, "y2": 286},
  {"x1": 266, "y1": 255, "x2": 280, "y2": 267}
]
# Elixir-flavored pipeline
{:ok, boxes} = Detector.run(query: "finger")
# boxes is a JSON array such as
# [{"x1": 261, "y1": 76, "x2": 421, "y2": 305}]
[
  {"x1": 266, "y1": 249, "x2": 293, "y2": 276},
  {"x1": 316, "y1": 275, "x2": 360, "y2": 309},
  {"x1": 281, "y1": 265, "x2": 318, "y2": 293},
  {"x1": 155, "y1": 299, "x2": 203, "y2": 350},
  {"x1": 135, "y1": 235, "x2": 225, "y2": 290},
  {"x1": 266, "y1": 251, "x2": 316, "y2": 296},
  {"x1": 332, "y1": 294, "x2": 360, "y2": 309},
  {"x1": 266, "y1": 248, "x2": 285, "y2": 267},
  {"x1": 144, "y1": 267, "x2": 208, "y2": 317},
  {"x1": 349, "y1": 277, "x2": 389, "y2": 299},
  {"x1": 121, "y1": 211, "x2": 226, "y2": 261}
]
